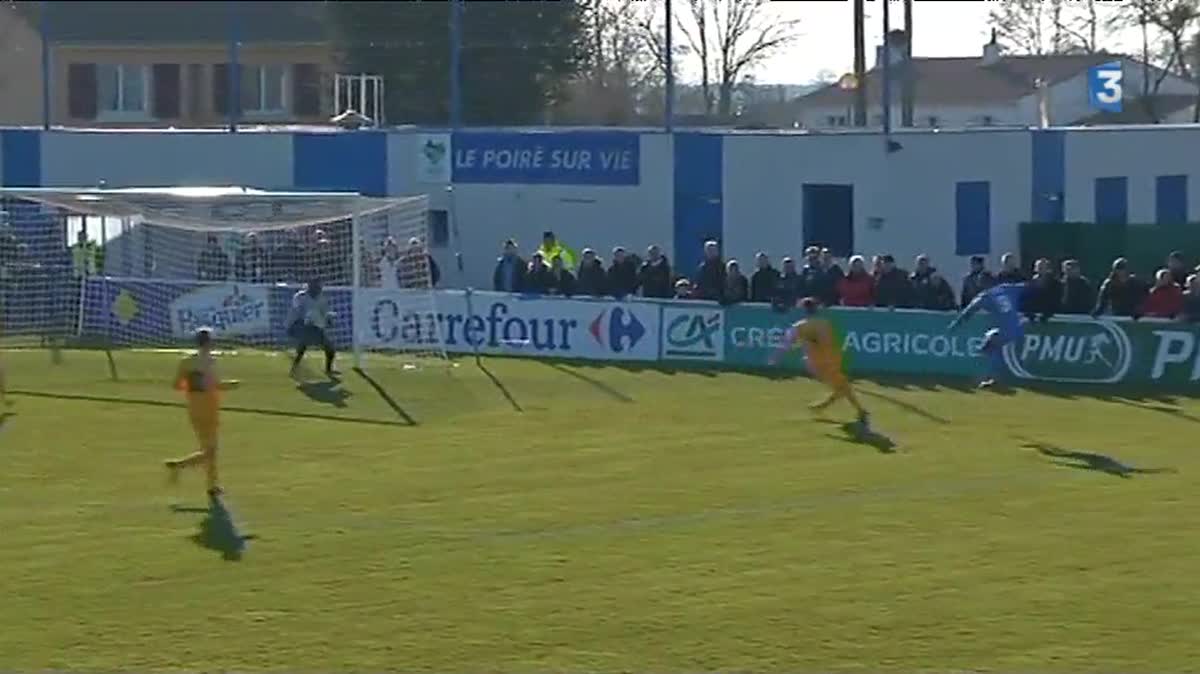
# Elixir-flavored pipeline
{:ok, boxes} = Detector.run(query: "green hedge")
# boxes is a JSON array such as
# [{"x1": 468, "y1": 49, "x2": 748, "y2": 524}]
[{"x1": 1019, "y1": 221, "x2": 1200, "y2": 283}]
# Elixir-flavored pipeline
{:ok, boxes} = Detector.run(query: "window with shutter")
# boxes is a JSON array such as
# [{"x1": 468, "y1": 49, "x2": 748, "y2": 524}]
[
  {"x1": 293, "y1": 64, "x2": 321, "y2": 117},
  {"x1": 152, "y1": 64, "x2": 181, "y2": 119},
  {"x1": 68, "y1": 63, "x2": 98, "y2": 120}
]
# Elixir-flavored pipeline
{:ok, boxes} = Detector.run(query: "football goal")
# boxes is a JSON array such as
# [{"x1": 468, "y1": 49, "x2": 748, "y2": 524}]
[{"x1": 0, "y1": 186, "x2": 447, "y2": 373}]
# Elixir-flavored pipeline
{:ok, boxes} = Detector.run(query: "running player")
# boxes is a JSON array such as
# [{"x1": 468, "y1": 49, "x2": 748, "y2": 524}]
[
  {"x1": 947, "y1": 282, "x2": 1028, "y2": 388},
  {"x1": 769, "y1": 298, "x2": 870, "y2": 428},
  {"x1": 165, "y1": 328, "x2": 237, "y2": 496}
]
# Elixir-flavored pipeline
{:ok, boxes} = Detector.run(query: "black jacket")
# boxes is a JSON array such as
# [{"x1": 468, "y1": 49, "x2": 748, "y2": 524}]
[
  {"x1": 1024, "y1": 275, "x2": 1061, "y2": 321},
  {"x1": 724, "y1": 274, "x2": 749, "y2": 304},
  {"x1": 694, "y1": 259, "x2": 726, "y2": 302},
  {"x1": 910, "y1": 269, "x2": 957, "y2": 311},
  {"x1": 961, "y1": 270, "x2": 996, "y2": 308},
  {"x1": 546, "y1": 269, "x2": 575, "y2": 297},
  {"x1": 607, "y1": 259, "x2": 640, "y2": 298},
  {"x1": 524, "y1": 264, "x2": 554, "y2": 295},
  {"x1": 576, "y1": 260, "x2": 607, "y2": 297},
  {"x1": 799, "y1": 264, "x2": 838, "y2": 306},
  {"x1": 1061, "y1": 276, "x2": 1095, "y2": 314},
  {"x1": 775, "y1": 271, "x2": 804, "y2": 309},
  {"x1": 638, "y1": 257, "x2": 673, "y2": 298},
  {"x1": 875, "y1": 268, "x2": 914, "y2": 308},
  {"x1": 997, "y1": 269, "x2": 1027, "y2": 285},
  {"x1": 1094, "y1": 275, "x2": 1149, "y2": 318},
  {"x1": 1183, "y1": 291, "x2": 1200, "y2": 323},
  {"x1": 750, "y1": 267, "x2": 780, "y2": 303},
  {"x1": 492, "y1": 256, "x2": 527, "y2": 293}
]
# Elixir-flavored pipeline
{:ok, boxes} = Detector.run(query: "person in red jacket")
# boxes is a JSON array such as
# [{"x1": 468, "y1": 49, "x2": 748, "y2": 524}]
[
  {"x1": 1142, "y1": 268, "x2": 1184, "y2": 319},
  {"x1": 837, "y1": 255, "x2": 875, "y2": 307}
]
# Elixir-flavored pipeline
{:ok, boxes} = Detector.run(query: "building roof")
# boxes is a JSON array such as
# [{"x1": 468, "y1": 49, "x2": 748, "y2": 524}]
[
  {"x1": 14, "y1": 1, "x2": 330, "y2": 45},
  {"x1": 1078, "y1": 95, "x2": 1198, "y2": 124},
  {"x1": 797, "y1": 53, "x2": 1117, "y2": 108}
]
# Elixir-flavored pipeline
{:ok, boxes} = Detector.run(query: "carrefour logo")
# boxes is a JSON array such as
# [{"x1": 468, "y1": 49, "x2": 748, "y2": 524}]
[
  {"x1": 663, "y1": 308, "x2": 724, "y2": 360},
  {"x1": 1003, "y1": 319, "x2": 1132, "y2": 384},
  {"x1": 590, "y1": 306, "x2": 645, "y2": 353}
]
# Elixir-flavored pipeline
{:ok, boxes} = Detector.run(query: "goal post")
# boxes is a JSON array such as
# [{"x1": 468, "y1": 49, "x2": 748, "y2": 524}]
[{"x1": 0, "y1": 186, "x2": 448, "y2": 374}]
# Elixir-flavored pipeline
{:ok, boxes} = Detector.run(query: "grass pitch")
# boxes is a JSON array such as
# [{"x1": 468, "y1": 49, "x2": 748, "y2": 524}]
[{"x1": 2, "y1": 348, "x2": 1199, "y2": 671}]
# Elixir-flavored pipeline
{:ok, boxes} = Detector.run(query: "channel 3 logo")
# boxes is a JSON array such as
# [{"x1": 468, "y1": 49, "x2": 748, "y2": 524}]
[{"x1": 1089, "y1": 61, "x2": 1122, "y2": 113}]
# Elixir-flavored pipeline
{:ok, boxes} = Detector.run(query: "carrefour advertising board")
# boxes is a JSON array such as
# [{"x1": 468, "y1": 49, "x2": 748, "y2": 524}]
[{"x1": 354, "y1": 289, "x2": 660, "y2": 361}]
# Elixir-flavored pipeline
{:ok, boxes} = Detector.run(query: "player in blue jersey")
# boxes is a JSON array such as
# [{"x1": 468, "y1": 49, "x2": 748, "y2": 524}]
[{"x1": 947, "y1": 282, "x2": 1029, "y2": 389}]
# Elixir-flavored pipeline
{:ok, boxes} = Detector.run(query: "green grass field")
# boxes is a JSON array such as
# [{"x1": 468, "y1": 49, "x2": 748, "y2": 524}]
[{"x1": 3, "y1": 348, "x2": 1199, "y2": 671}]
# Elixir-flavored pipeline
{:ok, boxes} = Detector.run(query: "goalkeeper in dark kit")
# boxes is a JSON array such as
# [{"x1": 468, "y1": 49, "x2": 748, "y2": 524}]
[{"x1": 288, "y1": 280, "x2": 339, "y2": 378}]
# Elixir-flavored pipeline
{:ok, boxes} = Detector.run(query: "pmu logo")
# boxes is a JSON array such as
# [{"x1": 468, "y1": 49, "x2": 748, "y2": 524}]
[
  {"x1": 1002, "y1": 319, "x2": 1132, "y2": 384},
  {"x1": 590, "y1": 307, "x2": 645, "y2": 353},
  {"x1": 1089, "y1": 61, "x2": 1123, "y2": 113},
  {"x1": 663, "y1": 309, "x2": 723, "y2": 360}
]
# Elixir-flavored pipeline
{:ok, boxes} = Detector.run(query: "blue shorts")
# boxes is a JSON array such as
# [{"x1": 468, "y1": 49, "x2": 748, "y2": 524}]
[
  {"x1": 289, "y1": 322, "x2": 329, "y2": 348},
  {"x1": 984, "y1": 326, "x2": 1023, "y2": 349}
]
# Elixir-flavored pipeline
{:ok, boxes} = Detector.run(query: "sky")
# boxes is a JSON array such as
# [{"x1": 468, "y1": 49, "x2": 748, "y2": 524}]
[{"x1": 734, "y1": 0, "x2": 1141, "y2": 85}]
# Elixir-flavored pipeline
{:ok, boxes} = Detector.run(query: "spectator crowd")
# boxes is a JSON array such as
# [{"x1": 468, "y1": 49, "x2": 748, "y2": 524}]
[{"x1": 493, "y1": 231, "x2": 1200, "y2": 324}]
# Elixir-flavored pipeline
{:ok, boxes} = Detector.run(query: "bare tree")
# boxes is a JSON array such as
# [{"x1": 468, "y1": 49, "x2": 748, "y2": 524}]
[
  {"x1": 1109, "y1": 0, "x2": 1200, "y2": 121},
  {"x1": 564, "y1": 0, "x2": 662, "y2": 124},
  {"x1": 991, "y1": 0, "x2": 1114, "y2": 54},
  {"x1": 667, "y1": 0, "x2": 799, "y2": 118}
]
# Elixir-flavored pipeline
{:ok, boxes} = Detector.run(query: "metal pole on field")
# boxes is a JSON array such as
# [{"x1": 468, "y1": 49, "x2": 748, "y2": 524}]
[
  {"x1": 39, "y1": 0, "x2": 51, "y2": 130},
  {"x1": 665, "y1": 0, "x2": 675, "y2": 133},
  {"x1": 227, "y1": 0, "x2": 241, "y2": 133},
  {"x1": 449, "y1": 0, "x2": 463, "y2": 128}
]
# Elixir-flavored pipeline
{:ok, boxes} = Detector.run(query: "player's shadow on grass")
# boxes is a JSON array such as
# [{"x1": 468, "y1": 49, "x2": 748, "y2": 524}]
[
  {"x1": 859, "y1": 389, "x2": 950, "y2": 425},
  {"x1": 352, "y1": 367, "x2": 419, "y2": 425},
  {"x1": 171, "y1": 498, "x2": 256, "y2": 561},
  {"x1": 825, "y1": 420, "x2": 897, "y2": 454},
  {"x1": 1026, "y1": 442, "x2": 1176, "y2": 479},
  {"x1": 296, "y1": 380, "x2": 351, "y2": 408}
]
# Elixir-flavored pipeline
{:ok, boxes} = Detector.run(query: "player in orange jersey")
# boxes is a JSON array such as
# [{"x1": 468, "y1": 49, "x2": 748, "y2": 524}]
[{"x1": 164, "y1": 328, "x2": 237, "y2": 496}]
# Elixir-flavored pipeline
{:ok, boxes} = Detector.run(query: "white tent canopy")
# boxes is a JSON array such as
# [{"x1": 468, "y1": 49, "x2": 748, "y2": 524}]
[{"x1": 0, "y1": 186, "x2": 412, "y2": 231}]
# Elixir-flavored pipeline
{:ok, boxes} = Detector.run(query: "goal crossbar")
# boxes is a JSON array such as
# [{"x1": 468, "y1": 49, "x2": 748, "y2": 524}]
[{"x1": 0, "y1": 186, "x2": 415, "y2": 231}]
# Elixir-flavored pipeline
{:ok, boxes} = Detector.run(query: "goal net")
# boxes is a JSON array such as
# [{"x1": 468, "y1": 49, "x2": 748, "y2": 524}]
[{"x1": 0, "y1": 186, "x2": 447, "y2": 374}]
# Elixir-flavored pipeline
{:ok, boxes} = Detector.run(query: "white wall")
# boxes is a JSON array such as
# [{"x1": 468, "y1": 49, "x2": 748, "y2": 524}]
[
  {"x1": 40, "y1": 131, "x2": 294, "y2": 189},
  {"x1": 723, "y1": 129, "x2": 1030, "y2": 281},
  {"x1": 1064, "y1": 126, "x2": 1200, "y2": 223},
  {"x1": 801, "y1": 102, "x2": 1026, "y2": 130},
  {"x1": 387, "y1": 131, "x2": 673, "y2": 290}
]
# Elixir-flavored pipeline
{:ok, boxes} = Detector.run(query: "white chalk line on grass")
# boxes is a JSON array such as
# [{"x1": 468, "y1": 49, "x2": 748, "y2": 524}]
[{"x1": 4, "y1": 465, "x2": 1074, "y2": 556}]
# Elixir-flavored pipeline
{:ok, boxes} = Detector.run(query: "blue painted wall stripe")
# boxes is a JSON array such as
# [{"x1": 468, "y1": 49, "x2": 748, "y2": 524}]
[
  {"x1": 1094, "y1": 176, "x2": 1128, "y2": 225},
  {"x1": 672, "y1": 133, "x2": 723, "y2": 275},
  {"x1": 292, "y1": 131, "x2": 388, "y2": 196},
  {"x1": 1, "y1": 129, "x2": 42, "y2": 187},
  {"x1": 1155, "y1": 174, "x2": 1188, "y2": 225},
  {"x1": 955, "y1": 180, "x2": 991, "y2": 255},
  {"x1": 1030, "y1": 130, "x2": 1065, "y2": 223}
]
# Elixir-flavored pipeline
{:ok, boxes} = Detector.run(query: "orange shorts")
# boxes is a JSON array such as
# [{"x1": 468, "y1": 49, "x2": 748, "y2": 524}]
[
  {"x1": 187, "y1": 400, "x2": 219, "y2": 448},
  {"x1": 810, "y1": 359, "x2": 849, "y2": 392}
]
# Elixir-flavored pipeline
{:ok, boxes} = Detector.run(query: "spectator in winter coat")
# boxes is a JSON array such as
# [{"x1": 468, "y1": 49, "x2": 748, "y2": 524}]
[
  {"x1": 1167, "y1": 251, "x2": 1190, "y2": 287},
  {"x1": 673, "y1": 278, "x2": 695, "y2": 300},
  {"x1": 837, "y1": 255, "x2": 875, "y2": 307},
  {"x1": 874, "y1": 255, "x2": 914, "y2": 309},
  {"x1": 800, "y1": 246, "x2": 838, "y2": 307},
  {"x1": 1142, "y1": 268, "x2": 1184, "y2": 319},
  {"x1": 575, "y1": 248, "x2": 607, "y2": 297},
  {"x1": 693, "y1": 240, "x2": 726, "y2": 302},
  {"x1": 910, "y1": 255, "x2": 957, "y2": 311},
  {"x1": 638, "y1": 245, "x2": 673, "y2": 298},
  {"x1": 524, "y1": 253, "x2": 554, "y2": 295},
  {"x1": 750, "y1": 252, "x2": 780, "y2": 303},
  {"x1": 493, "y1": 239, "x2": 527, "y2": 293},
  {"x1": 1023, "y1": 258, "x2": 1061, "y2": 322},
  {"x1": 723, "y1": 260, "x2": 749, "y2": 304},
  {"x1": 546, "y1": 254, "x2": 576, "y2": 297},
  {"x1": 997, "y1": 252, "x2": 1026, "y2": 284},
  {"x1": 775, "y1": 257, "x2": 804, "y2": 310},
  {"x1": 960, "y1": 255, "x2": 996, "y2": 308},
  {"x1": 1093, "y1": 258, "x2": 1148, "y2": 318},
  {"x1": 1060, "y1": 259, "x2": 1096, "y2": 314},
  {"x1": 1182, "y1": 274, "x2": 1200, "y2": 323},
  {"x1": 821, "y1": 248, "x2": 845, "y2": 299},
  {"x1": 606, "y1": 247, "x2": 640, "y2": 298}
]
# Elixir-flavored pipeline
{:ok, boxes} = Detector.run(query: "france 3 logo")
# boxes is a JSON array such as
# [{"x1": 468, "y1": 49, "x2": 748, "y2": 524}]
[{"x1": 1088, "y1": 61, "x2": 1123, "y2": 113}]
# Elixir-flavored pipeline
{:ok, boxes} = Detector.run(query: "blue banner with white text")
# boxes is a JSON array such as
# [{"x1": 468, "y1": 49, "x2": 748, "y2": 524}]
[{"x1": 451, "y1": 131, "x2": 640, "y2": 186}]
